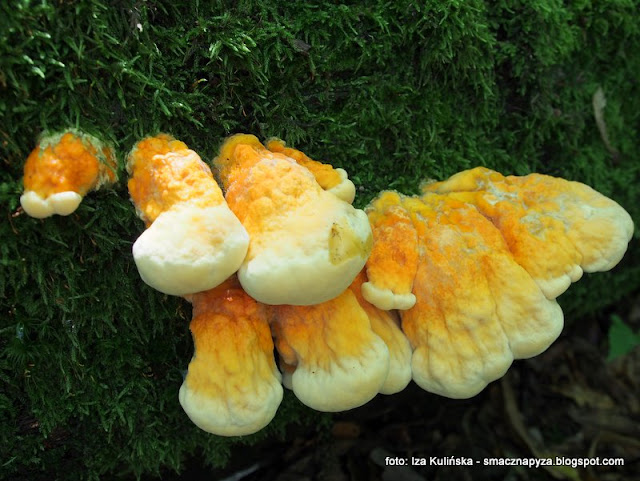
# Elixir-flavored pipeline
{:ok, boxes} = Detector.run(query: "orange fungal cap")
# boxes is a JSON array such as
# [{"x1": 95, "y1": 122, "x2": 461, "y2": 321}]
[
  {"x1": 127, "y1": 133, "x2": 225, "y2": 224},
  {"x1": 265, "y1": 138, "x2": 356, "y2": 203},
  {"x1": 21, "y1": 130, "x2": 117, "y2": 218},
  {"x1": 399, "y1": 193, "x2": 563, "y2": 398},
  {"x1": 350, "y1": 270, "x2": 412, "y2": 395},
  {"x1": 423, "y1": 167, "x2": 634, "y2": 299},
  {"x1": 269, "y1": 287, "x2": 390, "y2": 411},
  {"x1": 362, "y1": 191, "x2": 419, "y2": 310},
  {"x1": 127, "y1": 134, "x2": 249, "y2": 296},
  {"x1": 213, "y1": 134, "x2": 372, "y2": 306},
  {"x1": 179, "y1": 277, "x2": 283, "y2": 436}
]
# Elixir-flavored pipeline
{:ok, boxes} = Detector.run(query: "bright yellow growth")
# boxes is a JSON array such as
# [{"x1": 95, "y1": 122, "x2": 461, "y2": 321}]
[
  {"x1": 349, "y1": 270, "x2": 412, "y2": 395},
  {"x1": 218, "y1": 137, "x2": 315, "y2": 211},
  {"x1": 423, "y1": 167, "x2": 634, "y2": 299},
  {"x1": 214, "y1": 133, "x2": 266, "y2": 190},
  {"x1": 269, "y1": 284, "x2": 390, "y2": 411},
  {"x1": 23, "y1": 131, "x2": 116, "y2": 196},
  {"x1": 186, "y1": 278, "x2": 276, "y2": 395},
  {"x1": 216, "y1": 135, "x2": 322, "y2": 233},
  {"x1": 266, "y1": 138, "x2": 343, "y2": 191},
  {"x1": 271, "y1": 290, "x2": 375, "y2": 366},
  {"x1": 365, "y1": 191, "x2": 419, "y2": 298},
  {"x1": 179, "y1": 276, "x2": 283, "y2": 436},
  {"x1": 127, "y1": 133, "x2": 225, "y2": 224},
  {"x1": 213, "y1": 133, "x2": 372, "y2": 306}
]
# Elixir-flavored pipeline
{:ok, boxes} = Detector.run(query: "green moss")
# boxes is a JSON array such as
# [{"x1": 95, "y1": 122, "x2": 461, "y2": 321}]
[{"x1": 1, "y1": 0, "x2": 638, "y2": 479}]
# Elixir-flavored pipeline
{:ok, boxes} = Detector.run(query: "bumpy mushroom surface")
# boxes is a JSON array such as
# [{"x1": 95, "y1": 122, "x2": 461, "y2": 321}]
[
  {"x1": 362, "y1": 191, "x2": 419, "y2": 311},
  {"x1": 213, "y1": 134, "x2": 372, "y2": 305},
  {"x1": 399, "y1": 194, "x2": 564, "y2": 398},
  {"x1": 423, "y1": 167, "x2": 635, "y2": 299},
  {"x1": 269, "y1": 286, "x2": 390, "y2": 411},
  {"x1": 127, "y1": 134, "x2": 248, "y2": 296},
  {"x1": 265, "y1": 138, "x2": 356, "y2": 203},
  {"x1": 21, "y1": 130, "x2": 117, "y2": 218},
  {"x1": 179, "y1": 277, "x2": 283, "y2": 436}
]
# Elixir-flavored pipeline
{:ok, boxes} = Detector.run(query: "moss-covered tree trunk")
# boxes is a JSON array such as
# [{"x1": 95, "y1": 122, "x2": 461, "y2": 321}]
[{"x1": 1, "y1": 1, "x2": 638, "y2": 479}]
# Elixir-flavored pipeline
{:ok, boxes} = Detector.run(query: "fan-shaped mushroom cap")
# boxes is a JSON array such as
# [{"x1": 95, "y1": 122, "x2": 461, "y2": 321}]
[
  {"x1": 423, "y1": 167, "x2": 634, "y2": 299},
  {"x1": 179, "y1": 277, "x2": 283, "y2": 437},
  {"x1": 21, "y1": 130, "x2": 117, "y2": 218},
  {"x1": 265, "y1": 138, "x2": 356, "y2": 203},
  {"x1": 350, "y1": 271, "x2": 412, "y2": 395},
  {"x1": 127, "y1": 134, "x2": 248, "y2": 296},
  {"x1": 269, "y1": 288, "x2": 390, "y2": 411},
  {"x1": 399, "y1": 194, "x2": 564, "y2": 398},
  {"x1": 214, "y1": 134, "x2": 372, "y2": 306},
  {"x1": 362, "y1": 191, "x2": 419, "y2": 310}
]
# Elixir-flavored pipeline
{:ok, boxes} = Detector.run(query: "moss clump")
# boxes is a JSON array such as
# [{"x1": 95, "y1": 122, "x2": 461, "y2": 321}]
[{"x1": 1, "y1": 1, "x2": 638, "y2": 479}]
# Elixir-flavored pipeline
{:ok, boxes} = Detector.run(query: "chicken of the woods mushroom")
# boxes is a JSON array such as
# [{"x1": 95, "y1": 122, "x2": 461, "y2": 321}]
[
  {"x1": 179, "y1": 277, "x2": 283, "y2": 436},
  {"x1": 269, "y1": 269, "x2": 412, "y2": 412},
  {"x1": 213, "y1": 134, "x2": 372, "y2": 306},
  {"x1": 21, "y1": 130, "x2": 117, "y2": 218},
  {"x1": 423, "y1": 167, "x2": 635, "y2": 299},
  {"x1": 19, "y1": 129, "x2": 633, "y2": 437},
  {"x1": 126, "y1": 134, "x2": 249, "y2": 296},
  {"x1": 363, "y1": 167, "x2": 633, "y2": 399}
]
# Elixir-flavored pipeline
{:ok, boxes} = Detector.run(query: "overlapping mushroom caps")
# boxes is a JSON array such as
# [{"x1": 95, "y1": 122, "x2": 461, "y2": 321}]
[
  {"x1": 269, "y1": 269, "x2": 412, "y2": 411},
  {"x1": 265, "y1": 138, "x2": 356, "y2": 204},
  {"x1": 110, "y1": 133, "x2": 637, "y2": 429},
  {"x1": 422, "y1": 167, "x2": 635, "y2": 299},
  {"x1": 411, "y1": 194, "x2": 563, "y2": 397},
  {"x1": 363, "y1": 168, "x2": 633, "y2": 399},
  {"x1": 179, "y1": 276, "x2": 283, "y2": 436},
  {"x1": 213, "y1": 134, "x2": 372, "y2": 305},
  {"x1": 349, "y1": 271, "x2": 413, "y2": 395},
  {"x1": 17, "y1": 126, "x2": 633, "y2": 435},
  {"x1": 20, "y1": 130, "x2": 117, "y2": 218},
  {"x1": 126, "y1": 134, "x2": 249, "y2": 296}
]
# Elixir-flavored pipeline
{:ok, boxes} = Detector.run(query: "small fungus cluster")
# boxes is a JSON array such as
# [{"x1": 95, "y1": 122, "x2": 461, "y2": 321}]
[
  {"x1": 20, "y1": 130, "x2": 117, "y2": 218},
  {"x1": 20, "y1": 129, "x2": 634, "y2": 437}
]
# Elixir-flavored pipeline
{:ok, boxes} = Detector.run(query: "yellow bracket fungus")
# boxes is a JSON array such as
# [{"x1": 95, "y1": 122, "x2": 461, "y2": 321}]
[
  {"x1": 21, "y1": 127, "x2": 633, "y2": 435},
  {"x1": 213, "y1": 134, "x2": 372, "y2": 306},
  {"x1": 265, "y1": 138, "x2": 356, "y2": 203},
  {"x1": 269, "y1": 282, "x2": 391, "y2": 411},
  {"x1": 362, "y1": 191, "x2": 419, "y2": 311},
  {"x1": 423, "y1": 167, "x2": 635, "y2": 299},
  {"x1": 399, "y1": 193, "x2": 563, "y2": 398},
  {"x1": 179, "y1": 277, "x2": 283, "y2": 436},
  {"x1": 363, "y1": 167, "x2": 632, "y2": 399},
  {"x1": 127, "y1": 134, "x2": 249, "y2": 296},
  {"x1": 21, "y1": 130, "x2": 117, "y2": 218}
]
